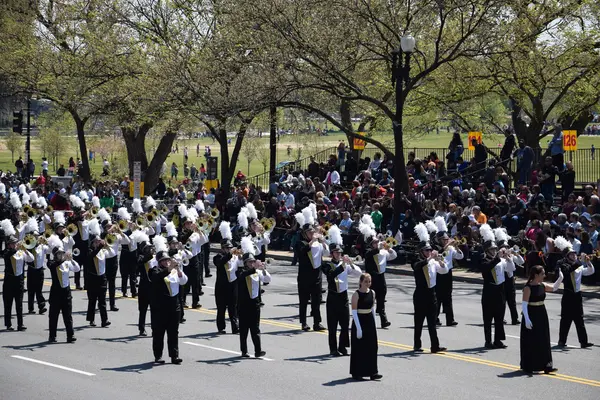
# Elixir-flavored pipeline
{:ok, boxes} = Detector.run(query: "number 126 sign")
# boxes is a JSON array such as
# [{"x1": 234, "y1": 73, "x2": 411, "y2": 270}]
[
  {"x1": 563, "y1": 130, "x2": 577, "y2": 151},
  {"x1": 467, "y1": 132, "x2": 482, "y2": 150}
]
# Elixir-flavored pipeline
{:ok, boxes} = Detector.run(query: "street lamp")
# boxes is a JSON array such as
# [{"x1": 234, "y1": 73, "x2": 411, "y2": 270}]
[{"x1": 391, "y1": 32, "x2": 415, "y2": 233}]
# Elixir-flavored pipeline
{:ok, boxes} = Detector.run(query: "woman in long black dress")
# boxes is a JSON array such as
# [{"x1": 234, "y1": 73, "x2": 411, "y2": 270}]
[
  {"x1": 350, "y1": 273, "x2": 381, "y2": 380},
  {"x1": 520, "y1": 265, "x2": 562, "y2": 374}
]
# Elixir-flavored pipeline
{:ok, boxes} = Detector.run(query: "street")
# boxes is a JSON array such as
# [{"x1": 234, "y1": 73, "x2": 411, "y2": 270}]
[{"x1": 1, "y1": 260, "x2": 599, "y2": 400}]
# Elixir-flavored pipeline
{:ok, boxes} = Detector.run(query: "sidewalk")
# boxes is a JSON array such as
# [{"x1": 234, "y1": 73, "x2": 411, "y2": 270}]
[{"x1": 209, "y1": 244, "x2": 600, "y2": 299}]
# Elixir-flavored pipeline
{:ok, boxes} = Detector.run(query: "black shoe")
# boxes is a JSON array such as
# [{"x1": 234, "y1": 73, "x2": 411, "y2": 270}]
[
  {"x1": 132, "y1": 294, "x2": 137, "y2": 298},
  {"x1": 89, "y1": 322, "x2": 97, "y2": 327},
  {"x1": 110, "y1": 307, "x2": 119, "y2": 312},
  {"x1": 76, "y1": 286, "x2": 83, "y2": 290},
  {"x1": 259, "y1": 302, "x2": 265, "y2": 307},
  {"x1": 199, "y1": 291, "x2": 205, "y2": 295},
  {"x1": 67, "y1": 337, "x2": 77, "y2": 343},
  {"x1": 544, "y1": 367, "x2": 558, "y2": 374},
  {"x1": 512, "y1": 319, "x2": 520, "y2": 325},
  {"x1": 17, "y1": 326, "x2": 27, "y2": 331},
  {"x1": 413, "y1": 347, "x2": 424, "y2": 352},
  {"x1": 192, "y1": 304, "x2": 201, "y2": 309},
  {"x1": 180, "y1": 318, "x2": 186, "y2": 323},
  {"x1": 557, "y1": 342, "x2": 567, "y2": 347},
  {"x1": 171, "y1": 357, "x2": 182, "y2": 365},
  {"x1": 581, "y1": 342, "x2": 594, "y2": 348},
  {"x1": 260, "y1": 289, "x2": 265, "y2": 294},
  {"x1": 370, "y1": 374, "x2": 383, "y2": 380},
  {"x1": 218, "y1": 330, "x2": 226, "y2": 334},
  {"x1": 6, "y1": 326, "x2": 14, "y2": 331},
  {"x1": 351, "y1": 375, "x2": 364, "y2": 381},
  {"x1": 139, "y1": 330, "x2": 147, "y2": 337},
  {"x1": 338, "y1": 348, "x2": 349, "y2": 356},
  {"x1": 313, "y1": 324, "x2": 325, "y2": 331},
  {"x1": 48, "y1": 337, "x2": 57, "y2": 343},
  {"x1": 381, "y1": 321, "x2": 391, "y2": 329},
  {"x1": 28, "y1": 310, "x2": 35, "y2": 315},
  {"x1": 39, "y1": 307, "x2": 47, "y2": 315},
  {"x1": 301, "y1": 324, "x2": 311, "y2": 332},
  {"x1": 101, "y1": 321, "x2": 111, "y2": 328},
  {"x1": 155, "y1": 358, "x2": 165, "y2": 364},
  {"x1": 484, "y1": 342, "x2": 494, "y2": 349},
  {"x1": 493, "y1": 341, "x2": 507, "y2": 349},
  {"x1": 431, "y1": 347, "x2": 447, "y2": 353},
  {"x1": 447, "y1": 321, "x2": 458, "y2": 327},
  {"x1": 330, "y1": 350, "x2": 341, "y2": 357},
  {"x1": 205, "y1": 273, "x2": 213, "y2": 278},
  {"x1": 255, "y1": 351, "x2": 266, "y2": 358},
  {"x1": 241, "y1": 353, "x2": 250, "y2": 358},
  {"x1": 232, "y1": 328, "x2": 239, "y2": 334},
  {"x1": 522, "y1": 369, "x2": 533, "y2": 375},
  {"x1": 201, "y1": 283, "x2": 206, "y2": 287},
  {"x1": 436, "y1": 318, "x2": 442, "y2": 327},
  {"x1": 503, "y1": 319, "x2": 507, "y2": 325},
  {"x1": 122, "y1": 293, "x2": 129, "y2": 298}
]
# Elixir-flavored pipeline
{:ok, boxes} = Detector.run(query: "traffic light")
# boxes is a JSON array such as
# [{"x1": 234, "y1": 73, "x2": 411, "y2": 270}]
[{"x1": 12, "y1": 111, "x2": 23, "y2": 134}]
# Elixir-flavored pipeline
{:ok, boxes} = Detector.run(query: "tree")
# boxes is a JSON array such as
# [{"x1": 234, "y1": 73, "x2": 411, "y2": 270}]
[
  {"x1": 256, "y1": 143, "x2": 271, "y2": 174},
  {"x1": 5, "y1": 131, "x2": 23, "y2": 162},
  {"x1": 240, "y1": 135, "x2": 262, "y2": 176}
]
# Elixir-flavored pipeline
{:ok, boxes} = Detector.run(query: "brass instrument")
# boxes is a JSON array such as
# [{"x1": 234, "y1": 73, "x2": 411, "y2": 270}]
[
  {"x1": 210, "y1": 208, "x2": 220, "y2": 219},
  {"x1": 136, "y1": 215, "x2": 148, "y2": 227},
  {"x1": 43, "y1": 229, "x2": 54, "y2": 239},
  {"x1": 322, "y1": 222, "x2": 332, "y2": 232},
  {"x1": 26, "y1": 207, "x2": 37, "y2": 218},
  {"x1": 150, "y1": 209, "x2": 160, "y2": 217},
  {"x1": 160, "y1": 204, "x2": 169, "y2": 214},
  {"x1": 105, "y1": 234, "x2": 117, "y2": 247},
  {"x1": 45, "y1": 205, "x2": 54, "y2": 213},
  {"x1": 23, "y1": 205, "x2": 32, "y2": 214},
  {"x1": 348, "y1": 255, "x2": 362, "y2": 263},
  {"x1": 118, "y1": 220, "x2": 128, "y2": 231},
  {"x1": 146, "y1": 213, "x2": 156, "y2": 223},
  {"x1": 207, "y1": 216, "x2": 215, "y2": 228},
  {"x1": 72, "y1": 248, "x2": 81, "y2": 257},
  {"x1": 231, "y1": 248, "x2": 243, "y2": 256},
  {"x1": 593, "y1": 250, "x2": 600, "y2": 259},
  {"x1": 90, "y1": 206, "x2": 99, "y2": 217},
  {"x1": 172, "y1": 214, "x2": 180, "y2": 228},
  {"x1": 265, "y1": 258, "x2": 274, "y2": 265},
  {"x1": 385, "y1": 236, "x2": 399, "y2": 247},
  {"x1": 66, "y1": 223, "x2": 78, "y2": 237},
  {"x1": 23, "y1": 234, "x2": 37, "y2": 250}
]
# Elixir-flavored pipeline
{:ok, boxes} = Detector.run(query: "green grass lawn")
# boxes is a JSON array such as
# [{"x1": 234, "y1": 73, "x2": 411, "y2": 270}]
[{"x1": 2, "y1": 131, "x2": 599, "y2": 181}]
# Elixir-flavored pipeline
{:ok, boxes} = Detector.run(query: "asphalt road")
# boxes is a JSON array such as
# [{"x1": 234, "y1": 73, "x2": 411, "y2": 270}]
[{"x1": 1, "y1": 260, "x2": 599, "y2": 400}]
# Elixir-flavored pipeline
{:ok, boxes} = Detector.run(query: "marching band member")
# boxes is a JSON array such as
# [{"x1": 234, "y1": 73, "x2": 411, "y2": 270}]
[
  {"x1": 99, "y1": 209, "x2": 121, "y2": 311},
  {"x1": 321, "y1": 225, "x2": 362, "y2": 356},
  {"x1": 166, "y1": 222, "x2": 191, "y2": 323},
  {"x1": 27, "y1": 229, "x2": 50, "y2": 315},
  {"x1": 554, "y1": 237, "x2": 595, "y2": 348},
  {"x1": 412, "y1": 223, "x2": 448, "y2": 353},
  {"x1": 1, "y1": 220, "x2": 33, "y2": 331},
  {"x1": 69, "y1": 194, "x2": 90, "y2": 290},
  {"x1": 237, "y1": 237, "x2": 271, "y2": 358},
  {"x1": 479, "y1": 224, "x2": 507, "y2": 349},
  {"x1": 135, "y1": 231, "x2": 155, "y2": 336},
  {"x1": 435, "y1": 216, "x2": 462, "y2": 327},
  {"x1": 295, "y1": 206, "x2": 328, "y2": 332},
  {"x1": 117, "y1": 207, "x2": 137, "y2": 298},
  {"x1": 350, "y1": 273, "x2": 381, "y2": 380},
  {"x1": 179, "y1": 205, "x2": 208, "y2": 309},
  {"x1": 194, "y1": 200, "x2": 212, "y2": 279},
  {"x1": 47, "y1": 235, "x2": 80, "y2": 343},
  {"x1": 213, "y1": 222, "x2": 240, "y2": 334},
  {"x1": 150, "y1": 240, "x2": 188, "y2": 364},
  {"x1": 494, "y1": 228, "x2": 524, "y2": 325},
  {"x1": 86, "y1": 219, "x2": 116, "y2": 328},
  {"x1": 362, "y1": 216, "x2": 397, "y2": 328}
]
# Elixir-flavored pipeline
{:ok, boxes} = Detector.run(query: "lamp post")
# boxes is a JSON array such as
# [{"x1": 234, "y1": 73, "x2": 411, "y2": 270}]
[{"x1": 391, "y1": 33, "x2": 415, "y2": 234}]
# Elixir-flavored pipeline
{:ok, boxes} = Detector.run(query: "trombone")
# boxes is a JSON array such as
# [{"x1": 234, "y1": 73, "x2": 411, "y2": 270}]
[
  {"x1": 146, "y1": 212, "x2": 156, "y2": 224},
  {"x1": 66, "y1": 223, "x2": 78, "y2": 237},
  {"x1": 118, "y1": 220, "x2": 129, "y2": 231},
  {"x1": 105, "y1": 234, "x2": 117, "y2": 247},
  {"x1": 45, "y1": 205, "x2": 54, "y2": 213},
  {"x1": 210, "y1": 208, "x2": 220, "y2": 219},
  {"x1": 23, "y1": 234, "x2": 38, "y2": 250},
  {"x1": 136, "y1": 215, "x2": 148, "y2": 228},
  {"x1": 90, "y1": 206, "x2": 99, "y2": 217},
  {"x1": 160, "y1": 204, "x2": 169, "y2": 214}
]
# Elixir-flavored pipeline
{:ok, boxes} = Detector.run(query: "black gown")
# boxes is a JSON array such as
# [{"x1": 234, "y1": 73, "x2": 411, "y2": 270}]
[
  {"x1": 350, "y1": 290, "x2": 378, "y2": 377},
  {"x1": 520, "y1": 283, "x2": 553, "y2": 372}
]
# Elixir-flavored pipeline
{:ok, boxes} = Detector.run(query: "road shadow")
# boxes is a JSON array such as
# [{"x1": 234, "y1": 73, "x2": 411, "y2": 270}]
[
  {"x1": 273, "y1": 303, "x2": 300, "y2": 308},
  {"x1": 181, "y1": 331, "x2": 221, "y2": 340},
  {"x1": 465, "y1": 323, "x2": 484, "y2": 328},
  {"x1": 323, "y1": 377, "x2": 364, "y2": 386},
  {"x1": 2, "y1": 341, "x2": 52, "y2": 351},
  {"x1": 263, "y1": 329, "x2": 304, "y2": 338},
  {"x1": 498, "y1": 370, "x2": 532, "y2": 379},
  {"x1": 266, "y1": 315, "x2": 299, "y2": 321},
  {"x1": 196, "y1": 356, "x2": 243, "y2": 366},
  {"x1": 102, "y1": 361, "x2": 160, "y2": 373},
  {"x1": 285, "y1": 353, "x2": 336, "y2": 364},
  {"x1": 381, "y1": 350, "x2": 421, "y2": 360},
  {"x1": 91, "y1": 334, "x2": 147, "y2": 344},
  {"x1": 449, "y1": 346, "x2": 490, "y2": 356}
]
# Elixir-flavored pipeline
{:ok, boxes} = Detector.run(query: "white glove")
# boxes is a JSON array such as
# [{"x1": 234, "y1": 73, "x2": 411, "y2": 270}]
[
  {"x1": 522, "y1": 301, "x2": 533, "y2": 330},
  {"x1": 352, "y1": 310, "x2": 363, "y2": 340},
  {"x1": 356, "y1": 327, "x2": 363, "y2": 339},
  {"x1": 525, "y1": 318, "x2": 533, "y2": 330}
]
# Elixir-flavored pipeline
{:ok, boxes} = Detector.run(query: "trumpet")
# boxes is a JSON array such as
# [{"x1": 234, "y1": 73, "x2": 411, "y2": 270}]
[
  {"x1": 66, "y1": 223, "x2": 78, "y2": 237},
  {"x1": 210, "y1": 208, "x2": 220, "y2": 219},
  {"x1": 511, "y1": 245, "x2": 527, "y2": 255},
  {"x1": 23, "y1": 234, "x2": 37, "y2": 250},
  {"x1": 346, "y1": 255, "x2": 362, "y2": 263},
  {"x1": 118, "y1": 220, "x2": 129, "y2": 231}
]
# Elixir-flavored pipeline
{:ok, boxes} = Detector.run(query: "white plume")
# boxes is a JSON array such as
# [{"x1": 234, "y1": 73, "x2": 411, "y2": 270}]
[
  {"x1": 188, "y1": 207, "x2": 199, "y2": 222},
  {"x1": 25, "y1": 217, "x2": 38, "y2": 233},
  {"x1": 0, "y1": 219, "x2": 16, "y2": 237},
  {"x1": 69, "y1": 194, "x2": 84, "y2": 209},
  {"x1": 219, "y1": 221, "x2": 232, "y2": 240},
  {"x1": 434, "y1": 216, "x2": 448, "y2": 233},
  {"x1": 309, "y1": 203, "x2": 318, "y2": 220},
  {"x1": 145, "y1": 196, "x2": 156, "y2": 208},
  {"x1": 165, "y1": 221, "x2": 178, "y2": 238},
  {"x1": 246, "y1": 203, "x2": 258, "y2": 220},
  {"x1": 194, "y1": 200, "x2": 205, "y2": 212},
  {"x1": 47, "y1": 234, "x2": 64, "y2": 251},
  {"x1": 132, "y1": 198, "x2": 143, "y2": 214},
  {"x1": 241, "y1": 236, "x2": 256, "y2": 255},
  {"x1": 178, "y1": 204, "x2": 190, "y2": 221},
  {"x1": 238, "y1": 208, "x2": 249, "y2": 229},
  {"x1": 554, "y1": 236, "x2": 572, "y2": 252},
  {"x1": 360, "y1": 214, "x2": 375, "y2": 229},
  {"x1": 38, "y1": 197, "x2": 47, "y2": 208},
  {"x1": 493, "y1": 227, "x2": 509, "y2": 244},
  {"x1": 295, "y1": 212, "x2": 305, "y2": 227},
  {"x1": 98, "y1": 208, "x2": 111, "y2": 223},
  {"x1": 21, "y1": 192, "x2": 30, "y2": 205},
  {"x1": 131, "y1": 230, "x2": 150, "y2": 246},
  {"x1": 118, "y1": 207, "x2": 131, "y2": 222},
  {"x1": 53, "y1": 211, "x2": 66, "y2": 225},
  {"x1": 301, "y1": 206, "x2": 315, "y2": 226},
  {"x1": 479, "y1": 224, "x2": 495, "y2": 243},
  {"x1": 0, "y1": 182, "x2": 6, "y2": 195},
  {"x1": 91, "y1": 196, "x2": 100, "y2": 208},
  {"x1": 414, "y1": 223, "x2": 430, "y2": 243},
  {"x1": 10, "y1": 192, "x2": 22, "y2": 209},
  {"x1": 153, "y1": 235, "x2": 168, "y2": 254},
  {"x1": 358, "y1": 222, "x2": 376, "y2": 241},
  {"x1": 425, "y1": 220, "x2": 438, "y2": 234},
  {"x1": 19, "y1": 184, "x2": 27, "y2": 195},
  {"x1": 79, "y1": 191, "x2": 89, "y2": 202},
  {"x1": 88, "y1": 219, "x2": 101, "y2": 237},
  {"x1": 29, "y1": 191, "x2": 39, "y2": 205},
  {"x1": 328, "y1": 225, "x2": 343, "y2": 245}
]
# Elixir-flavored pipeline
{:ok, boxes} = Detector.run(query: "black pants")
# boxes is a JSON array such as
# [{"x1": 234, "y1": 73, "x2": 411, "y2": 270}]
[
  {"x1": 3, "y1": 276, "x2": 24, "y2": 328},
  {"x1": 436, "y1": 270, "x2": 454, "y2": 325},
  {"x1": 482, "y1": 283, "x2": 506, "y2": 344},
  {"x1": 49, "y1": 291, "x2": 74, "y2": 339},
  {"x1": 216, "y1": 282, "x2": 239, "y2": 332},
  {"x1": 86, "y1": 276, "x2": 108, "y2": 323},
  {"x1": 183, "y1": 258, "x2": 201, "y2": 306},
  {"x1": 74, "y1": 248, "x2": 88, "y2": 289},
  {"x1": 27, "y1": 267, "x2": 46, "y2": 312},
  {"x1": 120, "y1": 251, "x2": 137, "y2": 296},
  {"x1": 371, "y1": 273, "x2": 388, "y2": 324},
  {"x1": 138, "y1": 286, "x2": 151, "y2": 332},
  {"x1": 504, "y1": 275, "x2": 519, "y2": 323},
  {"x1": 202, "y1": 243, "x2": 211, "y2": 276},
  {"x1": 326, "y1": 291, "x2": 350, "y2": 352},
  {"x1": 239, "y1": 302, "x2": 261, "y2": 355},
  {"x1": 559, "y1": 291, "x2": 588, "y2": 345},
  {"x1": 298, "y1": 281, "x2": 322, "y2": 326},
  {"x1": 152, "y1": 307, "x2": 180, "y2": 359},
  {"x1": 106, "y1": 258, "x2": 119, "y2": 308},
  {"x1": 414, "y1": 290, "x2": 439, "y2": 349}
]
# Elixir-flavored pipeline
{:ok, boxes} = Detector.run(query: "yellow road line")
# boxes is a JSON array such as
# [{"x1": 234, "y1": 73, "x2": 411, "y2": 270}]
[{"x1": 3, "y1": 273, "x2": 599, "y2": 387}]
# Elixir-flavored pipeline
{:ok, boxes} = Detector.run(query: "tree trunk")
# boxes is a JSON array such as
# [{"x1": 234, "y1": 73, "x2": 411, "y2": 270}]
[
  {"x1": 560, "y1": 111, "x2": 593, "y2": 136},
  {"x1": 269, "y1": 106, "x2": 277, "y2": 180},
  {"x1": 145, "y1": 131, "x2": 177, "y2": 193},
  {"x1": 122, "y1": 124, "x2": 151, "y2": 178},
  {"x1": 340, "y1": 99, "x2": 354, "y2": 150},
  {"x1": 73, "y1": 115, "x2": 90, "y2": 181}
]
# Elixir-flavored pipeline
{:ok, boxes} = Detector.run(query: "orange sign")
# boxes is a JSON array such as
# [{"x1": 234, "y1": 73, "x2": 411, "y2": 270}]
[
  {"x1": 563, "y1": 130, "x2": 577, "y2": 151},
  {"x1": 353, "y1": 132, "x2": 366, "y2": 150},
  {"x1": 467, "y1": 131, "x2": 482, "y2": 150}
]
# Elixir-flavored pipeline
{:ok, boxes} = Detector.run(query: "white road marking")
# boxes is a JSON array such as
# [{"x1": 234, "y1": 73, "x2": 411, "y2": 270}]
[
  {"x1": 184, "y1": 341, "x2": 274, "y2": 361},
  {"x1": 504, "y1": 334, "x2": 577, "y2": 348},
  {"x1": 11, "y1": 355, "x2": 96, "y2": 376}
]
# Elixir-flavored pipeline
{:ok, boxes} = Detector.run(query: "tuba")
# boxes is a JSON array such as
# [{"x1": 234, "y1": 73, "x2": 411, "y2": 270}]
[
  {"x1": 23, "y1": 234, "x2": 37, "y2": 250},
  {"x1": 66, "y1": 223, "x2": 78, "y2": 237}
]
